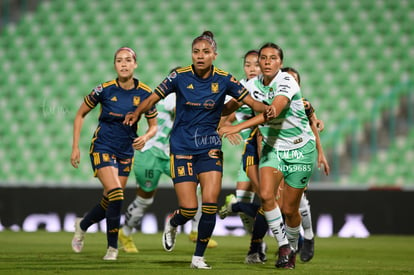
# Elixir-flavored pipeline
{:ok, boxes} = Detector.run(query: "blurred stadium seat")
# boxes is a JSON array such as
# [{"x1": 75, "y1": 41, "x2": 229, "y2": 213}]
[{"x1": 0, "y1": 0, "x2": 413, "y2": 187}]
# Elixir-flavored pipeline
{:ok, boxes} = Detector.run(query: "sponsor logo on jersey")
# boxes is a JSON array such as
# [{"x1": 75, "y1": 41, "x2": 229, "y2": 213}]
[
  {"x1": 211, "y1": 83, "x2": 219, "y2": 93},
  {"x1": 133, "y1": 96, "x2": 141, "y2": 106},
  {"x1": 110, "y1": 96, "x2": 117, "y2": 102},
  {"x1": 176, "y1": 155, "x2": 193, "y2": 159},
  {"x1": 187, "y1": 84, "x2": 194, "y2": 89},
  {"x1": 208, "y1": 149, "x2": 222, "y2": 159},
  {"x1": 203, "y1": 99, "x2": 215, "y2": 109}
]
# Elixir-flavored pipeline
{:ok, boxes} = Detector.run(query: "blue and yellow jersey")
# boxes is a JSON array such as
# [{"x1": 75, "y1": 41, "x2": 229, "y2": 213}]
[
  {"x1": 85, "y1": 78, "x2": 157, "y2": 159},
  {"x1": 154, "y1": 65, "x2": 248, "y2": 155}
]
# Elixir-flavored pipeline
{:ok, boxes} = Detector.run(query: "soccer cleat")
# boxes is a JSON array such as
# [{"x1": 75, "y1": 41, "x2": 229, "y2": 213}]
[
  {"x1": 188, "y1": 231, "x2": 218, "y2": 248},
  {"x1": 190, "y1": 256, "x2": 212, "y2": 269},
  {"x1": 189, "y1": 230, "x2": 198, "y2": 242},
  {"x1": 162, "y1": 214, "x2": 177, "y2": 252},
  {"x1": 219, "y1": 194, "x2": 237, "y2": 219},
  {"x1": 245, "y1": 252, "x2": 265, "y2": 264},
  {"x1": 259, "y1": 241, "x2": 267, "y2": 262},
  {"x1": 239, "y1": 212, "x2": 254, "y2": 234},
  {"x1": 103, "y1": 246, "x2": 118, "y2": 260},
  {"x1": 71, "y1": 217, "x2": 85, "y2": 253},
  {"x1": 275, "y1": 244, "x2": 293, "y2": 269},
  {"x1": 300, "y1": 238, "x2": 314, "y2": 262},
  {"x1": 207, "y1": 238, "x2": 218, "y2": 248},
  {"x1": 118, "y1": 228, "x2": 138, "y2": 253},
  {"x1": 297, "y1": 233, "x2": 304, "y2": 254}
]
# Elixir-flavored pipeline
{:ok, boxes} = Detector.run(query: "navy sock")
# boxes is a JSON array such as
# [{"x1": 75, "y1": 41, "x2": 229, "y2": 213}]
[
  {"x1": 170, "y1": 207, "x2": 197, "y2": 227},
  {"x1": 248, "y1": 208, "x2": 269, "y2": 254},
  {"x1": 80, "y1": 195, "x2": 108, "y2": 231},
  {"x1": 106, "y1": 188, "x2": 124, "y2": 248},
  {"x1": 194, "y1": 203, "x2": 217, "y2": 256},
  {"x1": 232, "y1": 202, "x2": 260, "y2": 217}
]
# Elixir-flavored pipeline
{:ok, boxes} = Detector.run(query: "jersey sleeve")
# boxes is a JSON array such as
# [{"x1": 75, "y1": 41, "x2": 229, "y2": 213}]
[
  {"x1": 275, "y1": 73, "x2": 299, "y2": 101},
  {"x1": 226, "y1": 74, "x2": 249, "y2": 102},
  {"x1": 144, "y1": 95, "x2": 158, "y2": 119},
  {"x1": 84, "y1": 84, "x2": 104, "y2": 109},
  {"x1": 154, "y1": 70, "x2": 177, "y2": 99}
]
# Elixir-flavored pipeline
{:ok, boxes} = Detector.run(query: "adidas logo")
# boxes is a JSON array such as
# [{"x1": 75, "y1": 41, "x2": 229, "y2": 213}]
[
  {"x1": 187, "y1": 84, "x2": 194, "y2": 89},
  {"x1": 111, "y1": 96, "x2": 118, "y2": 101}
]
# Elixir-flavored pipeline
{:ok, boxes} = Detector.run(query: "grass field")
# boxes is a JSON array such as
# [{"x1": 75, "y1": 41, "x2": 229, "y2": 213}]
[{"x1": 0, "y1": 231, "x2": 413, "y2": 274}]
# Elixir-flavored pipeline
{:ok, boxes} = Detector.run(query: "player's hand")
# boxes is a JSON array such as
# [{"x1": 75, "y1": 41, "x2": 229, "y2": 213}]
[
  {"x1": 264, "y1": 105, "x2": 276, "y2": 121},
  {"x1": 226, "y1": 133, "x2": 243, "y2": 145},
  {"x1": 132, "y1": 136, "x2": 147, "y2": 150},
  {"x1": 123, "y1": 112, "x2": 140, "y2": 126},
  {"x1": 219, "y1": 125, "x2": 240, "y2": 138},
  {"x1": 70, "y1": 148, "x2": 80, "y2": 168},
  {"x1": 315, "y1": 119, "x2": 325, "y2": 132},
  {"x1": 318, "y1": 153, "x2": 330, "y2": 176}
]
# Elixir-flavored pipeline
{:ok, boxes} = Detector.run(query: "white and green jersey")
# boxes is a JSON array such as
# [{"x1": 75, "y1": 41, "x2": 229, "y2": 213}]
[
  {"x1": 140, "y1": 94, "x2": 175, "y2": 159},
  {"x1": 234, "y1": 79, "x2": 255, "y2": 140},
  {"x1": 244, "y1": 71, "x2": 315, "y2": 150}
]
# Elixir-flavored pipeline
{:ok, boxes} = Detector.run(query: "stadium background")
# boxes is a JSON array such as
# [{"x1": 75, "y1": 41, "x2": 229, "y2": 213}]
[{"x1": 0, "y1": 0, "x2": 413, "y2": 234}]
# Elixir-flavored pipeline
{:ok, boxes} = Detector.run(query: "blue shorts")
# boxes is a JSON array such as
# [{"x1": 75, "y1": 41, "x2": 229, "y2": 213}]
[
  {"x1": 170, "y1": 149, "x2": 223, "y2": 184},
  {"x1": 90, "y1": 151, "x2": 133, "y2": 177},
  {"x1": 242, "y1": 130, "x2": 259, "y2": 172}
]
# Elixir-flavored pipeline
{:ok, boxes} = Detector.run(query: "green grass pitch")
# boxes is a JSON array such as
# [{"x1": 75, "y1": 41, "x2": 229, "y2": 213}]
[{"x1": 0, "y1": 231, "x2": 413, "y2": 274}]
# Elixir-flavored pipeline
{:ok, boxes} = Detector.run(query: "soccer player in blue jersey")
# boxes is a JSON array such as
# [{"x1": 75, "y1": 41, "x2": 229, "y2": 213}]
[
  {"x1": 70, "y1": 47, "x2": 158, "y2": 260},
  {"x1": 124, "y1": 31, "x2": 269, "y2": 269}
]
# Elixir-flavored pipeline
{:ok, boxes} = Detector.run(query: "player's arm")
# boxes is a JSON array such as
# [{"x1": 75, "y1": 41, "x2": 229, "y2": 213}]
[
  {"x1": 124, "y1": 92, "x2": 161, "y2": 126},
  {"x1": 133, "y1": 116, "x2": 158, "y2": 150},
  {"x1": 219, "y1": 112, "x2": 242, "y2": 145},
  {"x1": 241, "y1": 94, "x2": 269, "y2": 114},
  {"x1": 71, "y1": 102, "x2": 93, "y2": 168},
  {"x1": 310, "y1": 119, "x2": 330, "y2": 176},
  {"x1": 219, "y1": 95, "x2": 289, "y2": 137},
  {"x1": 222, "y1": 98, "x2": 243, "y2": 116}
]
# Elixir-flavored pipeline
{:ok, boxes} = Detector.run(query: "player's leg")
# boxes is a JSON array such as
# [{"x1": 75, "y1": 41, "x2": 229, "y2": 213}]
[
  {"x1": 259, "y1": 166, "x2": 292, "y2": 268},
  {"x1": 189, "y1": 185, "x2": 218, "y2": 248},
  {"x1": 98, "y1": 166, "x2": 125, "y2": 260},
  {"x1": 299, "y1": 192, "x2": 315, "y2": 262},
  {"x1": 163, "y1": 154, "x2": 198, "y2": 253},
  {"x1": 120, "y1": 151, "x2": 162, "y2": 252}
]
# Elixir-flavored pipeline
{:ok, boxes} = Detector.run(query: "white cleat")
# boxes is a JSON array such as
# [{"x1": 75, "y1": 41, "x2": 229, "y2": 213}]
[
  {"x1": 71, "y1": 218, "x2": 85, "y2": 253},
  {"x1": 162, "y1": 214, "x2": 177, "y2": 252},
  {"x1": 103, "y1": 246, "x2": 118, "y2": 260},
  {"x1": 190, "y1": 256, "x2": 212, "y2": 269}
]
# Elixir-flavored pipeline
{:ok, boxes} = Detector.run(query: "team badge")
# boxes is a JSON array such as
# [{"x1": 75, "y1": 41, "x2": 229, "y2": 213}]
[
  {"x1": 103, "y1": 153, "x2": 110, "y2": 162},
  {"x1": 133, "y1": 96, "x2": 141, "y2": 106},
  {"x1": 211, "y1": 83, "x2": 219, "y2": 93},
  {"x1": 177, "y1": 166, "x2": 186, "y2": 177}
]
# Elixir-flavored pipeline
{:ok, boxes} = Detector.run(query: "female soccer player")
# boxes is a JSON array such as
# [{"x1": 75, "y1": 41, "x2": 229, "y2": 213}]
[
  {"x1": 280, "y1": 67, "x2": 329, "y2": 263},
  {"x1": 70, "y1": 47, "x2": 158, "y2": 260},
  {"x1": 123, "y1": 31, "x2": 268, "y2": 269},
  {"x1": 219, "y1": 42, "x2": 327, "y2": 269}
]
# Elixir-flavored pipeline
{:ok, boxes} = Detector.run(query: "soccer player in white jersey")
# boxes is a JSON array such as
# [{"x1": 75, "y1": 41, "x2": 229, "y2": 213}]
[
  {"x1": 219, "y1": 50, "x2": 261, "y2": 225},
  {"x1": 279, "y1": 67, "x2": 329, "y2": 263},
  {"x1": 219, "y1": 42, "x2": 328, "y2": 269}
]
